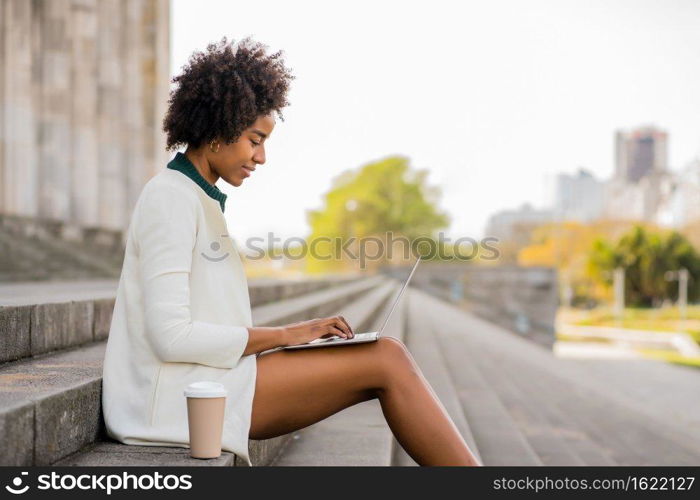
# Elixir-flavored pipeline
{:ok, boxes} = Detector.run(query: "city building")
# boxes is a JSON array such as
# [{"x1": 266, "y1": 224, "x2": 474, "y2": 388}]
[
  {"x1": 657, "y1": 157, "x2": 700, "y2": 227},
  {"x1": 614, "y1": 125, "x2": 668, "y2": 183},
  {"x1": 604, "y1": 170, "x2": 676, "y2": 222},
  {"x1": 604, "y1": 125, "x2": 676, "y2": 222},
  {"x1": 486, "y1": 126, "x2": 695, "y2": 236},
  {"x1": 553, "y1": 168, "x2": 604, "y2": 222}
]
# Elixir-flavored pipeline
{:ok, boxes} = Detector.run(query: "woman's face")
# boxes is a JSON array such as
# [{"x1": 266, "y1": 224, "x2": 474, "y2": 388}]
[{"x1": 212, "y1": 114, "x2": 276, "y2": 187}]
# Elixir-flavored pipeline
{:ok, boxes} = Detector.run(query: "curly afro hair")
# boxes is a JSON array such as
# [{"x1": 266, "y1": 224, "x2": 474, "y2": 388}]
[{"x1": 162, "y1": 36, "x2": 295, "y2": 152}]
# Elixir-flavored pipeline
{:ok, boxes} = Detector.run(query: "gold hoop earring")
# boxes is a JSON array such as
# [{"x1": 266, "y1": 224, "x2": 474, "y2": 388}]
[{"x1": 209, "y1": 140, "x2": 220, "y2": 153}]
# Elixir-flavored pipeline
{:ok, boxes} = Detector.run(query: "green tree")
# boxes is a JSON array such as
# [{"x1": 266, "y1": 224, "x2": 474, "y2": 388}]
[
  {"x1": 588, "y1": 225, "x2": 700, "y2": 307},
  {"x1": 305, "y1": 156, "x2": 450, "y2": 273}
]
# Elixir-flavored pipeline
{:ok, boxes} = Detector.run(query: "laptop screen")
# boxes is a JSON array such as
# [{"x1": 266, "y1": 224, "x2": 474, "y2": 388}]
[{"x1": 378, "y1": 257, "x2": 422, "y2": 335}]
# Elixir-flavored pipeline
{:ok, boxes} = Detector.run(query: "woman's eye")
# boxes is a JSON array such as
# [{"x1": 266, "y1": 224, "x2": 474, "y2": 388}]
[{"x1": 251, "y1": 140, "x2": 260, "y2": 147}]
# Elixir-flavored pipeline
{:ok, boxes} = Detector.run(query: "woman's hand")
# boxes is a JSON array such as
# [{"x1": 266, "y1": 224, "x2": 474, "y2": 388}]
[{"x1": 281, "y1": 316, "x2": 355, "y2": 346}]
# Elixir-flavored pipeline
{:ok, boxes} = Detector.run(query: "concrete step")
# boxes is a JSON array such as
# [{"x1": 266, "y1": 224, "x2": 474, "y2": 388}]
[
  {"x1": 411, "y1": 289, "x2": 542, "y2": 466},
  {"x1": 496, "y1": 350, "x2": 638, "y2": 465},
  {"x1": 272, "y1": 280, "x2": 406, "y2": 466},
  {"x1": 0, "y1": 276, "x2": 391, "y2": 466},
  {"x1": 551, "y1": 357, "x2": 700, "y2": 440},
  {"x1": 54, "y1": 432, "x2": 288, "y2": 467},
  {"x1": 445, "y1": 316, "x2": 618, "y2": 465},
  {"x1": 0, "y1": 224, "x2": 122, "y2": 279},
  {"x1": 0, "y1": 275, "x2": 369, "y2": 365},
  {"x1": 0, "y1": 215, "x2": 129, "y2": 282},
  {"x1": 0, "y1": 341, "x2": 105, "y2": 466},
  {"x1": 492, "y1": 353, "x2": 618, "y2": 465},
  {"x1": 0, "y1": 216, "x2": 127, "y2": 278},
  {"x1": 436, "y1": 348, "x2": 543, "y2": 465},
  {"x1": 0, "y1": 280, "x2": 119, "y2": 305},
  {"x1": 245, "y1": 275, "x2": 361, "y2": 308},
  {"x1": 252, "y1": 275, "x2": 385, "y2": 327},
  {"x1": 418, "y1": 288, "x2": 700, "y2": 465},
  {"x1": 53, "y1": 441, "x2": 235, "y2": 466},
  {"x1": 0, "y1": 229, "x2": 102, "y2": 282},
  {"x1": 424, "y1": 298, "x2": 592, "y2": 465},
  {"x1": 0, "y1": 276, "x2": 362, "y2": 308},
  {"x1": 391, "y1": 288, "x2": 483, "y2": 466},
  {"x1": 448, "y1": 328, "x2": 589, "y2": 465},
  {"x1": 423, "y1": 293, "x2": 635, "y2": 465},
  {"x1": 501, "y1": 353, "x2": 700, "y2": 465}
]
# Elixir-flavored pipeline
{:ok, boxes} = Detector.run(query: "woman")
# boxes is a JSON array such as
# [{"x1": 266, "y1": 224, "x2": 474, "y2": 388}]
[{"x1": 102, "y1": 37, "x2": 480, "y2": 467}]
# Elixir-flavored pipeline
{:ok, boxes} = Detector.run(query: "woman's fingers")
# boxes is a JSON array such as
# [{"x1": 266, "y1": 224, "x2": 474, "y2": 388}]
[
  {"x1": 339, "y1": 315, "x2": 354, "y2": 336},
  {"x1": 327, "y1": 325, "x2": 346, "y2": 338},
  {"x1": 331, "y1": 317, "x2": 351, "y2": 337}
]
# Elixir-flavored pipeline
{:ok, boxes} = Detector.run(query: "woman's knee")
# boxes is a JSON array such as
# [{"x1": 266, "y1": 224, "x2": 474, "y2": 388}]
[
  {"x1": 376, "y1": 336, "x2": 409, "y2": 356},
  {"x1": 375, "y1": 337, "x2": 418, "y2": 379}
]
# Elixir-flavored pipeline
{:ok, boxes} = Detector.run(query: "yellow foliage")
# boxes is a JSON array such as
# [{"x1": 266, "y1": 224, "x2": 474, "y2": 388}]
[{"x1": 516, "y1": 219, "x2": 667, "y2": 303}]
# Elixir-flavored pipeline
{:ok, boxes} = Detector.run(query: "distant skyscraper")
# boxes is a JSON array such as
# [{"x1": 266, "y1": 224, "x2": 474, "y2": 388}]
[
  {"x1": 615, "y1": 126, "x2": 668, "y2": 183},
  {"x1": 553, "y1": 168, "x2": 604, "y2": 222}
]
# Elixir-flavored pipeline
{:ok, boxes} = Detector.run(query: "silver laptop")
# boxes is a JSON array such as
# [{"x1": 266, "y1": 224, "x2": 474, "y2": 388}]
[{"x1": 283, "y1": 258, "x2": 421, "y2": 350}]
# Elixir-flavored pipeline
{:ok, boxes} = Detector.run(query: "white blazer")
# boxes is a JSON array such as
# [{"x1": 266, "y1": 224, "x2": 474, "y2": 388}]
[{"x1": 102, "y1": 165, "x2": 257, "y2": 465}]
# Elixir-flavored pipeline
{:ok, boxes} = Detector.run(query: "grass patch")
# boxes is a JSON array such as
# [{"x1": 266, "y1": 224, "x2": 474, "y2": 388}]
[
  {"x1": 568, "y1": 305, "x2": 700, "y2": 343},
  {"x1": 555, "y1": 333, "x2": 614, "y2": 344},
  {"x1": 635, "y1": 348, "x2": 700, "y2": 370}
]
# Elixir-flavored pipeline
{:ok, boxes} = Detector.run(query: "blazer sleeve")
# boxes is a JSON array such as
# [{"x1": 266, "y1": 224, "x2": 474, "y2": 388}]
[{"x1": 134, "y1": 184, "x2": 249, "y2": 369}]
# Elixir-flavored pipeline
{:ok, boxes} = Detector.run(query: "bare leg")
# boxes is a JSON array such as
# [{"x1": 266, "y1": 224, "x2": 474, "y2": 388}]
[{"x1": 250, "y1": 336, "x2": 481, "y2": 466}]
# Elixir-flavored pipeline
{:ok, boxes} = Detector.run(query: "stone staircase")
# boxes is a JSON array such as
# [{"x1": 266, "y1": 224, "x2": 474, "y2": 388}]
[
  {"x1": 0, "y1": 274, "x2": 395, "y2": 466},
  {"x1": 3, "y1": 272, "x2": 699, "y2": 466},
  {"x1": 0, "y1": 214, "x2": 127, "y2": 282},
  {"x1": 390, "y1": 286, "x2": 700, "y2": 466}
]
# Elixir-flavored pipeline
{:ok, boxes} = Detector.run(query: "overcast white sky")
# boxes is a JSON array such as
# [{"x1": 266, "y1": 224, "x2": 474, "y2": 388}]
[{"x1": 171, "y1": 0, "x2": 700, "y2": 243}]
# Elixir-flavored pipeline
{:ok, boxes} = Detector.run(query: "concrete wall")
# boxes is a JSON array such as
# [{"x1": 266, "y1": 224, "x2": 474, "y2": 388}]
[
  {"x1": 384, "y1": 262, "x2": 559, "y2": 347},
  {"x1": 0, "y1": 0, "x2": 170, "y2": 233}
]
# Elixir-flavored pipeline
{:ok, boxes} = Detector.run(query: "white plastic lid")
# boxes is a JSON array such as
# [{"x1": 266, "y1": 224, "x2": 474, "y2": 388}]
[{"x1": 183, "y1": 381, "x2": 227, "y2": 398}]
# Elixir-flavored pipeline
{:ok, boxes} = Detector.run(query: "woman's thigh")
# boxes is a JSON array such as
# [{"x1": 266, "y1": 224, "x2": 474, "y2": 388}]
[{"x1": 249, "y1": 338, "x2": 402, "y2": 440}]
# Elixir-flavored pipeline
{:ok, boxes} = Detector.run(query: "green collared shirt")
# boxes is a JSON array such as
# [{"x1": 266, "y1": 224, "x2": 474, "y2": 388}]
[{"x1": 166, "y1": 152, "x2": 227, "y2": 213}]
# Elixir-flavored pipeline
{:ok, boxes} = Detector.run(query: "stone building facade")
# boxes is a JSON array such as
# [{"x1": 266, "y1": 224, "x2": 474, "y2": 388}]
[{"x1": 0, "y1": 0, "x2": 170, "y2": 234}]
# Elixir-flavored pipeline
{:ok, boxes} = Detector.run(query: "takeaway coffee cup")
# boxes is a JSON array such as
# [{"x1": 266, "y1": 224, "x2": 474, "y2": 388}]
[{"x1": 184, "y1": 381, "x2": 227, "y2": 459}]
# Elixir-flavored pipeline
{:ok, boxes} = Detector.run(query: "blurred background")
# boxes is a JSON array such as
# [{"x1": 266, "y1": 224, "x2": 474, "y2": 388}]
[
  {"x1": 2, "y1": 0, "x2": 698, "y2": 364},
  {"x1": 1, "y1": 0, "x2": 699, "y2": 466}
]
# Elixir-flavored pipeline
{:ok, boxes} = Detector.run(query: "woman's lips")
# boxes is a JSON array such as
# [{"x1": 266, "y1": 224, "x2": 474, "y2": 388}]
[{"x1": 242, "y1": 166, "x2": 253, "y2": 177}]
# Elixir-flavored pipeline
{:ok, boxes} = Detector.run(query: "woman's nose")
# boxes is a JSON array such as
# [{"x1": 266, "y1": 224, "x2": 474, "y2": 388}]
[{"x1": 253, "y1": 145, "x2": 266, "y2": 165}]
